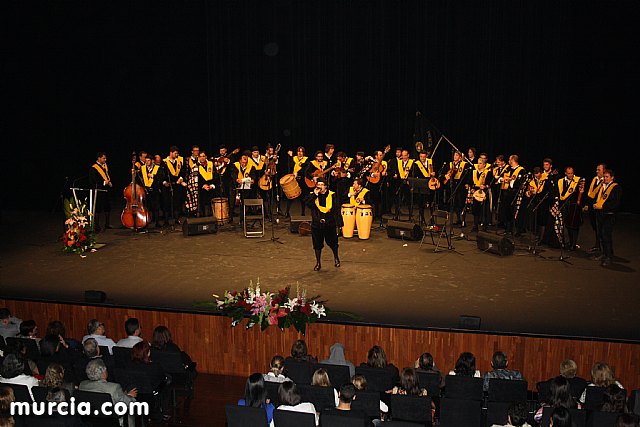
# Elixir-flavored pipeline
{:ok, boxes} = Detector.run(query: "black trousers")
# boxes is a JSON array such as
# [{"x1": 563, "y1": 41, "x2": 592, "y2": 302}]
[
  {"x1": 311, "y1": 224, "x2": 338, "y2": 250},
  {"x1": 596, "y1": 211, "x2": 615, "y2": 258}
]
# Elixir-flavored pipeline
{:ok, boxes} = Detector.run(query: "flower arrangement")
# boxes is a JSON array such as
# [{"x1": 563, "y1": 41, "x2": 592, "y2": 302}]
[
  {"x1": 213, "y1": 280, "x2": 327, "y2": 334},
  {"x1": 62, "y1": 198, "x2": 96, "y2": 255}
]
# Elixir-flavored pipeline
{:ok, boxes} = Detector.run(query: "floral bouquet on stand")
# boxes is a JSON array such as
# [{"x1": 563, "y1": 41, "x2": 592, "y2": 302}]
[
  {"x1": 61, "y1": 198, "x2": 96, "y2": 255},
  {"x1": 211, "y1": 280, "x2": 327, "y2": 335}
]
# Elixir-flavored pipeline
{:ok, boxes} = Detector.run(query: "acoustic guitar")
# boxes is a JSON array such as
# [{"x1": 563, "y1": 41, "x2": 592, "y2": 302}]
[
  {"x1": 258, "y1": 144, "x2": 281, "y2": 191},
  {"x1": 304, "y1": 163, "x2": 341, "y2": 188},
  {"x1": 366, "y1": 144, "x2": 391, "y2": 184}
]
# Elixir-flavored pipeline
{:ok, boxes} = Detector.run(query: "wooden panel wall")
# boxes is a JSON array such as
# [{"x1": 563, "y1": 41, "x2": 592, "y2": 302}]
[{"x1": 2, "y1": 299, "x2": 639, "y2": 391}]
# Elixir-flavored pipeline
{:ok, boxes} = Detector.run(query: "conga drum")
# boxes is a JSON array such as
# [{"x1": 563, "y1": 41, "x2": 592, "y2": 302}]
[
  {"x1": 212, "y1": 197, "x2": 229, "y2": 225},
  {"x1": 341, "y1": 204, "x2": 356, "y2": 238},
  {"x1": 356, "y1": 204, "x2": 373, "y2": 240},
  {"x1": 280, "y1": 174, "x2": 302, "y2": 200}
]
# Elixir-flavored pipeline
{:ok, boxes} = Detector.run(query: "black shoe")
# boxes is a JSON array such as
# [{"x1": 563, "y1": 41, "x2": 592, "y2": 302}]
[
  {"x1": 334, "y1": 258, "x2": 340, "y2": 267},
  {"x1": 591, "y1": 254, "x2": 604, "y2": 261},
  {"x1": 601, "y1": 257, "x2": 611, "y2": 267},
  {"x1": 589, "y1": 246, "x2": 599, "y2": 253},
  {"x1": 314, "y1": 263, "x2": 321, "y2": 271}
]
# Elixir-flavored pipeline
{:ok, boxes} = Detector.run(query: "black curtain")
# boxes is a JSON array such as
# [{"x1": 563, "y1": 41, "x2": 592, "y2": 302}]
[{"x1": 5, "y1": 0, "x2": 639, "y2": 212}]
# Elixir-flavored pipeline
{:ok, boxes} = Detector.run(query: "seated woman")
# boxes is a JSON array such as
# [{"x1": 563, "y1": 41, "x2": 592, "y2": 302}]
[
  {"x1": 414, "y1": 352, "x2": 445, "y2": 389},
  {"x1": 387, "y1": 368, "x2": 428, "y2": 397},
  {"x1": 40, "y1": 363, "x2": 76, "y2": 396},
  {"x1": 277, "y1": 381, "x2": 318, "y2": 426},
  {"x1": 263, "y1": 355, "x2": 291, "y2": 383},
  {"x1": 448, "y1": 352, "x2": 481, "y2": 378},
  {"x1": 151, "y1": 325, "x2": 195, "y2": 369},
  {"x1": 130, "y1": 341, "x2": 171, "y2": 421},
  {"x1": 599, "y1": 384, "x2": 627, "y2": 413},
  {"x1": 286, "y1": 339, "x2": 318, "y2": 363},
  {"x1": 351, "y1": 374, "x2": 388, "y2": 414},
  {"x1": 579, "y1": 361, "x2": 624, "y2": 404},
  {"x1": 534, "y1": 375, "x2": 580, "y2": 423},
  {"x1": 360, "y1": 345, "x2": 400, "y2": 384},
  {"x1": 0, "y1": 354, "x2": 39, "y2": 400},
  {"x1": 238, "y1": 373, "x2": 275, "y2": 425},
  {"x1": 16, "y1": 320, "x2": 41, "y2": 348},
  {"x1": 312, "y1": 368, "x2": 339, "y2": 407}
]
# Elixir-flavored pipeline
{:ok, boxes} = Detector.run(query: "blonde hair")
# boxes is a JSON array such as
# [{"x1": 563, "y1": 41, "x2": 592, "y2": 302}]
[
  {"x1": 269, "y1": 355, "x2": 285, "y2": 375},
  {"x1": 351, "y1": 374, "x2": 367, "y2": 390},
  {"x1": 559, "y1": 359, "x2": 578, "y2": 379},
  {"x1": 41, "y1": 363, "x2": 65, "y2": 388},
  {"x1": 591, "y1": 362, "x2": 616, "y2": 387},
  {"x1": 312, "y1": 368, "x2": 331, "y2": 387}
]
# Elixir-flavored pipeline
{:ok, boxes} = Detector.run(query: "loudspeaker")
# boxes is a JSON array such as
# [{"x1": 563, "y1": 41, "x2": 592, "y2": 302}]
[
  {"x1": 386, "y1": 220, "x2": 424, "y2": 241},
  {"x1": 84, "y1": 290, "x2": 106, "y2": 303},
  {"x1": 477, "y1": 231, "x2": 514, "y2": 256},
  {"x1": 459, "y1": 315, "x2": 481, "y2": 329},
  {"x1": 290, "y1": 215, "x2": 312, "y2": 233},
  {"x1": 182, "y1": 216, "x2": 218, "y2": 236}
]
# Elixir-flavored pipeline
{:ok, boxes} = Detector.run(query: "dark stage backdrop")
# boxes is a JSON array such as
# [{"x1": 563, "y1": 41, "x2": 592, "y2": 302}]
[{"x1": 5, "y1": 1, "x2": 638, "y2": 212}]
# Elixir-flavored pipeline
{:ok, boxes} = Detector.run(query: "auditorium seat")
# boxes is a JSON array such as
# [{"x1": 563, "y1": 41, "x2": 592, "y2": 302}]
[
  {"x1": 438, "y1": 397, "x2": 482, "y2": 427},
  {"x1": 225, "y1": 404, "x2": 269, "y2": 427},
  {"x1": 586, "y1": 411, "x2": 622, "y2": 427},
  {"x1": 283, "y1": 359, "x2": 313, "y2": 384},
  {"x1": 355, "y1": 366, "x2": 395, "y2": 393},
  {"x1": 540, "y1": 406, "x2": 586, "y2": 427},
  {"x1": 264, "y1": 380, "x2": 282, "y2": 407},
  {"x1": 443, "y1": 375, "x2": 484, "y2": 401},
  {"x1": 6, "y1": 337, "x2": 40, "y2": 361},
  {"x1": 352, "y1": 390, "x2": 383, "y2": 418},
  {"x1": 111, "y1": 346, "x2": 132, "y2": 368},
  {"x1": 73, "y1": 389, "x2": 121, "y2": 426},
  {"x1": 273, "y1": 408, "x2": 316, "y2": 427},
  {"x1": 583, "y1": 386, "x2": 606, "y2": 411},
  {"x1": 389, "y1": 394, "x2": 432, "y2": 426},
  {"x1": 298, "y1": 384, "x2": 336, "y2": 412},
  {"x1": 313, "y1": 363, "x2": 351, "y2": 389}
]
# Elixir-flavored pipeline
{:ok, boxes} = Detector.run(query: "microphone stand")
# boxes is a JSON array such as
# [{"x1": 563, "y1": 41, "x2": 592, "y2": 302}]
[
  {"x1": 258, "y1": 170, "x2": 283, "y2": 245},
  {"x1": 527, "y1": 190, "x2": 549, "y2": 257}
]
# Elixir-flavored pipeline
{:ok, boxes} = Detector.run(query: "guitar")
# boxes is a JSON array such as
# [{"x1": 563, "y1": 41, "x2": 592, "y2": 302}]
[
  {"x1": 304, "y1": 163, "x2": 341, "y2": 188},
  {"x1": 258, "y1": 143, "x2": 281, "y2": 191},
  {"x1": 215, "y1": 148, "x2": 240, "y2": 170},
  {"x1": 367, "y1": 144, "x2": 391, "y2": 184}
]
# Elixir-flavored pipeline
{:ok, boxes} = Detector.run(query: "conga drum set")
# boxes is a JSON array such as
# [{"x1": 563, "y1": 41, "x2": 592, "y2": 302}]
[
  {"x1": 280, "y1": 174, "x2": 302, "y2": 200},
  {"x1": 341, "y1": 204, "x2": 373, "y2": 240}
]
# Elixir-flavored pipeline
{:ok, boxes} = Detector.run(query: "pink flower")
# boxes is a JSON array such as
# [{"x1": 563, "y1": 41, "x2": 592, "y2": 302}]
[{"x1": 268, "y1": 314, "x2": 278, "y2": 325}]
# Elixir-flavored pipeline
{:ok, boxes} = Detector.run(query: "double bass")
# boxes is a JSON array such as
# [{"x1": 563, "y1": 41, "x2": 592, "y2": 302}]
[{"x1": 121, "y1": 152, "x2": 150, "y2": 230}]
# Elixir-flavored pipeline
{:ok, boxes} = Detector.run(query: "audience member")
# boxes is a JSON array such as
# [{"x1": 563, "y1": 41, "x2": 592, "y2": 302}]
[
  {"x1": 491, "y1": 401, "x2": 532, "y2": 427},
  {"x1": 312, "y1": 368, "x2": 339, "y2": 406},
  {"x1": 387, "y1": 367, "x2": 428, "y2": 397},
  {"x1": 616, "y1": 414, "x2": 640, "y2": 427},
  {"x1": 237, "y1": 373, "x2": 275, "y2": 425},
  {"x1": 0, "y1": 309, "x2": 21, "y2": 341},
  {"x1": 79, "y1": 359, "x2": 137, "y2": 427},
  {"x1": 550, "y1": 406, "x2": 572, "y2": 427},
  {"x1": 351, "y1": 374, "x2": 388, "y2": 414},
  {"x1": 277, "y1": 381, "x2": 319, "y2": 425},
  {"x1": 0, "y1": 386, "x2": 15, "y2": 427},
  {"x1": 559, "y1": 359, "x2": 588, "y2": 399},
  {"x1": 5, "y1": 340, "x2": 39, "y2": 377},
  {"x1": 43, "y1": 387, "x2": 88, "y2": 426},
  {"x1": 448, "y1": 351, "x2": 481, "y2": 377},
  {"x1": 263, "y1": 355, "x2": 290, "y2": 383},
  {"x1": 321, "y1": 383, "x2": 366, "y2": 423},
  {"x1": 15, "y1": 320, "x2": 40, "y2": 348},
  {"x1": 38, "y1": 334, "x2": 80, "y2": 382},
  {"x1": 320, "y1": 342, "x2": 355, "y2": 377},
  {"x1": 73, "y1": 338, "x2": 114, "y2": 383},
  {"x1": 40, "y1": 363, "x2": 75, "y2": 396},
  {"x1": 535, "y1": 376, "x2": 580, "y2": 423},
  {"x1": 600, "y1": 384, "x2": 628, "y2": 413},
  {"x1": 151, "y1": 326, "x2": 195, "y2": 370},
  {"x1": 483, "y1": 351, "x2": 523, "y2": 391},
  {"x1": 0, "y1": 354, "x2": 39, "y2": 400},
  {"x1": 81, "y1": 320, "x2": 116, "y2": 355},
  {"x1": 115, "y1": 318, "x2": 143, "y2": 348},
  {"x1": 129, "y1": 341, "x2": 171, "y2": 421},
  {"x1": 46, "y1": 320, "x2": 82, "y2": 351},
  {"x1": 287, "y1": 339, "x2": 318, "y2": 363},
  {"x1": 579, "y1": 361, "x2": 624, "y2": 404},
  {"x1": 360, "y1": 345, "x2": 400, "y2": 383},
  {"x1": 414, "y1": 352, "x2": 445, "y2": 388}
]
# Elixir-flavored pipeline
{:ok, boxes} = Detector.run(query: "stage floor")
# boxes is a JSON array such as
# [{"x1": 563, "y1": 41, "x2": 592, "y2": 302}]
[{"x1": 1, "y1": 208, "x2": 639, "y2": 341}]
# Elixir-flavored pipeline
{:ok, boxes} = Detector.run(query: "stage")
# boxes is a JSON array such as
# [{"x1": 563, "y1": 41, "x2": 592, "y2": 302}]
[{"x1": 1, "y1": 208, "x2": 639, "y2": 342}]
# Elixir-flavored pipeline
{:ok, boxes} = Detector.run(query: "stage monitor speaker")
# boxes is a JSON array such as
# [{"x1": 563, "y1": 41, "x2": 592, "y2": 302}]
[
  {"x1": 459, "y1": 315, "x2": 481, "y2": 330},
  {"x1": 182, "y1": 216, "x2": 218, "y2": 236},
  {"x1": 290, "y1": 215, "x2": 312, "y2": 233},
  {"x1": 386, "y1": 220, "x2": 424, "y2": 241},
  {"x1": 477, "y1": 231, "x2": 514, "y2": 256},
  {"x1": 84, "y1": 290, "x2": 106, "y2": 303}
]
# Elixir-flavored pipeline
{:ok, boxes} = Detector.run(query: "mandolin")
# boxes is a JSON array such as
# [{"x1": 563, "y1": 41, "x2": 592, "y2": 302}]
[{"x1": 258, "y1": 144, "x2": 281, "y2": 191}]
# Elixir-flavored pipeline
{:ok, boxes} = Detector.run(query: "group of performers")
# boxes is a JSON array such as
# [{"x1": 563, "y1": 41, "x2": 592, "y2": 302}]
[{"x1": 88, "y1": 143, "x2": 622, "y2": 268}]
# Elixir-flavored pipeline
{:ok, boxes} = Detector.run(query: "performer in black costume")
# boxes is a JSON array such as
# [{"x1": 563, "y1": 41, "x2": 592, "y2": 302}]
[
  {"x1": 197, "y1": 151, "x2": 216, "y2": 218},
  {"x1": 137, "y1": 155, "x2": 164, "y2": 228},
  {"x1": 88, "y1": 151, "x2": 113, "y2": 232},
  {"x1": 161, "y1": 146, "x2": 186, "y2": 226},
  {"x1": 592, "y1": 169, "x2": 621, "y2": 267},
  {"x1": 305, "y1": 178, "x2": 342, "y2": 271}
]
